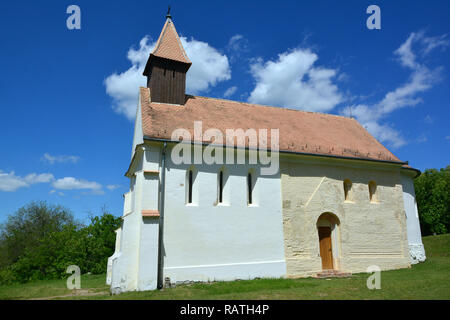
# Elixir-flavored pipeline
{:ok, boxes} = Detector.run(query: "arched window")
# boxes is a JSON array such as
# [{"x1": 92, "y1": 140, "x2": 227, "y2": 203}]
[
  {"x1": 369, "y1": 181, "x2": 377, "y2": 202},
  {"x1": 343, "y1": 179, "x2": 352, "y2": 201},
  {"x1": 218, "y1": 170, "x2": 224, "y2": 204},
  {"x1": 247, "y1": 172, "x2": 253, "y2": 205}
]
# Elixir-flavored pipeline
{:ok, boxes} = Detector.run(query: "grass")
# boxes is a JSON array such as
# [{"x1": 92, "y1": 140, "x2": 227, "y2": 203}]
[{"x1": 0, "y1": 234, "x2": 449, "y2": 300}]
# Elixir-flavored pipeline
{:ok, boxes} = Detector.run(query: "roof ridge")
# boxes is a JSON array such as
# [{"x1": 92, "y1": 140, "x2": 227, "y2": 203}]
[{"x1": 187, "y1": 94, "x2": 355, "y2": 121}]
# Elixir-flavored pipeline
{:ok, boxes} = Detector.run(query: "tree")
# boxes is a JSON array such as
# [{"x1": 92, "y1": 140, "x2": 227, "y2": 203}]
[
  {"x1": 0, "y1": 201, "x2": 77, "y2": 269},
  {"x1": 414, "y1": 166, "x2": 450, "y2": 235},
  {"x1": 83, "y1": 212, "x2": 122, "y2": 274},
  {"x1": 0, "y1": 202, "x2": 121, "y2": 284},
  {"x1": 12, "y1": 224, "x2": 85, "y2": 281}
]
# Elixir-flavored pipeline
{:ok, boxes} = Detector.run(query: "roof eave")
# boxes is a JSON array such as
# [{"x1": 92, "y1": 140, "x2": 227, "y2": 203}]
[
  {"x1": 143, "y1": 54, "x2": 192, "y2": 76},
  {"x1": 401, "y1": 166, "x2": 421, "y2": 178},
  {"x1": 142, "y1": 136, "x2": 408, "y2": 167}
]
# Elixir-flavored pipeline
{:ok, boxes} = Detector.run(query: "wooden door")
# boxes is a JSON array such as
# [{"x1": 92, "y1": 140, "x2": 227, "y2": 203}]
[{"x1": 318, "y1": 227, "x2": 333, "y2": 270}]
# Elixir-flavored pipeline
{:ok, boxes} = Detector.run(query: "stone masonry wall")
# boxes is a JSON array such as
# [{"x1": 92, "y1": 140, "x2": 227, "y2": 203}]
[{"x1": 281, "y1": 156, "x2": 411, "y2": 277}]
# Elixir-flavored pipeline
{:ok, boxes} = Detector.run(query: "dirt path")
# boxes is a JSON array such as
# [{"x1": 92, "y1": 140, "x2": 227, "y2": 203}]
[{"x1": 29, "y1": 289, "x2": 109, "y2": 300}]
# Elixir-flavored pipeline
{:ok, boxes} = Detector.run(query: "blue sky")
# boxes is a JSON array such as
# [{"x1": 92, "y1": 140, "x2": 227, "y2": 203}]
[{"x1": 0, "y1": 0, "x2": 449, "y2": 222}]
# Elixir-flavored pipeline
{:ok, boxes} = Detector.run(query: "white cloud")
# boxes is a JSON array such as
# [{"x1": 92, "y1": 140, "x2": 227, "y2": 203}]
[
  {"x1": 361, "y1": 120, "x2": 406, "y2": 148},
  {"x1": 182, "y1": 37, "x2": 231, "y2": 94},
  {"x1": 105, "y1": 36, "x2": 231, "y2": 120},
  {"x1": 52, "y1": 177, "x2": 102, "y2": 191},
  {"x1": 0, "y1": 171, "x2": 54, "y2": 192},
  {"x1": 0, "y1": 169, "x2": 106, "y2": 196},
  {"x1": 341, "y1": 31, "x2": 448, "y2": 148},
  {"x1": 106, "y1": 184, "x2": 120, "y2": 190},
  {"x1": 42, "y1": 153, "x2": 80, "y2": 164},
  {"x1": 223, "y1": 86, "x2": 237, "y2": 98},
  {"x1": 248, "y1": 48, "x2": 343, "y2": 112},
  {"x1": 416, "y1": 31, "x2": 450, "y2": 55},
  {"x1": 81, "y1": 189, "x2": 105, "y2": 196}
]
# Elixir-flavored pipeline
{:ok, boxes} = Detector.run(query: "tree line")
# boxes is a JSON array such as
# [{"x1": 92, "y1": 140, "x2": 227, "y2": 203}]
[{"x1": 0, "y1": 201, "x2": 121, "y2": 284}]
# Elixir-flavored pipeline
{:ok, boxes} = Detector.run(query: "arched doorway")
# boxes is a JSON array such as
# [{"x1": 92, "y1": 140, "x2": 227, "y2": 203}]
[{"x1": 317, "y1": 213, "x2": 340, "y2": 270}]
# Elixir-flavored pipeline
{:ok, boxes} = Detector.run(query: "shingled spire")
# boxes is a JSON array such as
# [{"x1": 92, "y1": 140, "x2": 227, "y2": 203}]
[{"x1": 143, "y1": 10, "x2": 191, "y2": 105}]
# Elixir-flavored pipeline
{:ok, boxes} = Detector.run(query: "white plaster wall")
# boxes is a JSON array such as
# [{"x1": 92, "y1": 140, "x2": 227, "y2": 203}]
[
  {"x1": 106, "y1": 228, "x2": 122, "y2": 285},
  {"x1": 401, "y1": 172, "x2": 426, "y2": 264},
  {"x1": 131, "y1": 93, "x2": 144, "y2": 159},
  {"x1": 137, "y1": 219, "x2": 159, "y2": 290},
  {"x1": 110, "y1": 144, "x2": 163, "y2": 293},
  {"x1": 136, "y1": 146, "x2": 162, "y2": 290},
  {"x1": 111, "y1": 148, "x2": 146, "y2": 293},
  {"x1": 162, "y1": 145, "x2": 286, "y2": 283},
  {"x1": 110, "y1": 209, "x2": 141, "y2": 293}
]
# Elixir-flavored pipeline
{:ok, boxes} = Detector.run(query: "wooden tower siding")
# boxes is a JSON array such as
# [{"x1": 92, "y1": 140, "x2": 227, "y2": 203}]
[{"x1": 147, "y1": 57, "x2": 189, "y2": 105}]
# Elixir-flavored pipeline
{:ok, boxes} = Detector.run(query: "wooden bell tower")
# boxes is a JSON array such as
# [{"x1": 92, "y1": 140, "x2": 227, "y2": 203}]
[{"x1": 143, "y1": 9, "x2": 192, "y2": 105}]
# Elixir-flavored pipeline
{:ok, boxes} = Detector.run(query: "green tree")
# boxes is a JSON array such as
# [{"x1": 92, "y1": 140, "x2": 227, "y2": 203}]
[
  {"x1": 0, "y1": 202, "x2": 121, "y2": 284},
  {"x1": 414, "y1": 166, "x2": 450, "y2": 235},
  {"x1": 0, "y1": 201, "x2": 76, "y2": 269},
  {"x1": 83, "y1": 212, "x2": 122, "y2": 274},
  {"x1": 12, "y1": 224, "x2": 89, "y2": 281}
]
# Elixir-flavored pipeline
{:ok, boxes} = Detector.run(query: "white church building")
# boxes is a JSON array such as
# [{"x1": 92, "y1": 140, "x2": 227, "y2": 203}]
[{"x1": 107, "y1": 14, "x2": 426, "y2": 293}]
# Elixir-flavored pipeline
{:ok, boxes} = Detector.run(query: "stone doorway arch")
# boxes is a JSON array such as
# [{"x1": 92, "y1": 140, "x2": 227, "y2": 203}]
[{"x1": 316, "y1": 213, "x2": 341, "y2": 270}]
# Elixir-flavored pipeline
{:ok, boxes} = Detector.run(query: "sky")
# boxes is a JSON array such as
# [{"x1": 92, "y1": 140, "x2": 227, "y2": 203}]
[{"x1": 0, "y1": 0, "x2": 449, "y2": 223}]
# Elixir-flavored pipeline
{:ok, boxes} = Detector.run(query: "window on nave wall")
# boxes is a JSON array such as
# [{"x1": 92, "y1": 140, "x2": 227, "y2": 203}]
[
  {"x1": 186, "y1": 167, "x2": 197, "y2": 205},
  {"x1": 369, "y1": 180, "x2": 378, "y2": 203},
  {"x1": 343, "y1": 179, "x2": 353, "y2": 202},
  {"x1": 216, "y1": 167, "x2": 230, "y2": 205},
  {"x1": 188, "y1": 169, "x2": 193, "y2": 204},
  {"x1": 247, "y1": 172, "x2": 253, "y2": 205},
  {"x1": 218, "y1": 170, "x2": 224, "y2": 204}
]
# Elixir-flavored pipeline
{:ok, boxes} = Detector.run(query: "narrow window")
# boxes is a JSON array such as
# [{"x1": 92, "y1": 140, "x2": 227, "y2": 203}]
[
  {"x1": 218, "y1": 170, "x2": 224, "y2": 203},
  {"x1": 369, "y1": 181, "x2": 377, "y2": 202},
  {"x1": 247, "y1": 172, "x2": 253, "y2": 205},
  {"x1": 344, "y1": 179, "x2": 352, "y2": 201},
  {"x1": 188, "y1": 170, "x2": 193, "y2": 204}
]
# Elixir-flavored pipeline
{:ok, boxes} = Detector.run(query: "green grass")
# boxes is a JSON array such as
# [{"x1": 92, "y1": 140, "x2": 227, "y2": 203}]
[
  {"x1": 1, "y1": 234, "x2": 449, "y2": 300},
  {"x1": 0, "y1": 273, "x2": 108, "y2": 300}
]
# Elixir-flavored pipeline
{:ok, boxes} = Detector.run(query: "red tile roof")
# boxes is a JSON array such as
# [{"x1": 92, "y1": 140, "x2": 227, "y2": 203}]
[
  {"x1": 139, "y1": 87, "x2": 404, "y2": 164},
  {"x1": 150, "y1": 18, "x2": 191, "y2": 64}
]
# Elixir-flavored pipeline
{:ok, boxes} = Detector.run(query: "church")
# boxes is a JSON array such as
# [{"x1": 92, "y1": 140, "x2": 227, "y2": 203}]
[{"x1": 107, "y1": 13, "x2": 426, "y2": 293}]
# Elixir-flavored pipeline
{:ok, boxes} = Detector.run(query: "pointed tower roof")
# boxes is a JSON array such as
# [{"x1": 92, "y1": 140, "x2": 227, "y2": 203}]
[{"x1": 150, "y1": 16, "x2": 191, "y2": 65}]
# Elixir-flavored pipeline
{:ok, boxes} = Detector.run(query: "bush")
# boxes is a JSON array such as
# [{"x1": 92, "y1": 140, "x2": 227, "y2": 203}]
[
  {"x1": 0, "y1": 267, "x2": 16, "y2": 285},
  {"x1": 0, "y1": 202, "x2": 121, "y2": 284},
  {"x1": 414, "y1": 166, "x2": 450, "y2": 235}
]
